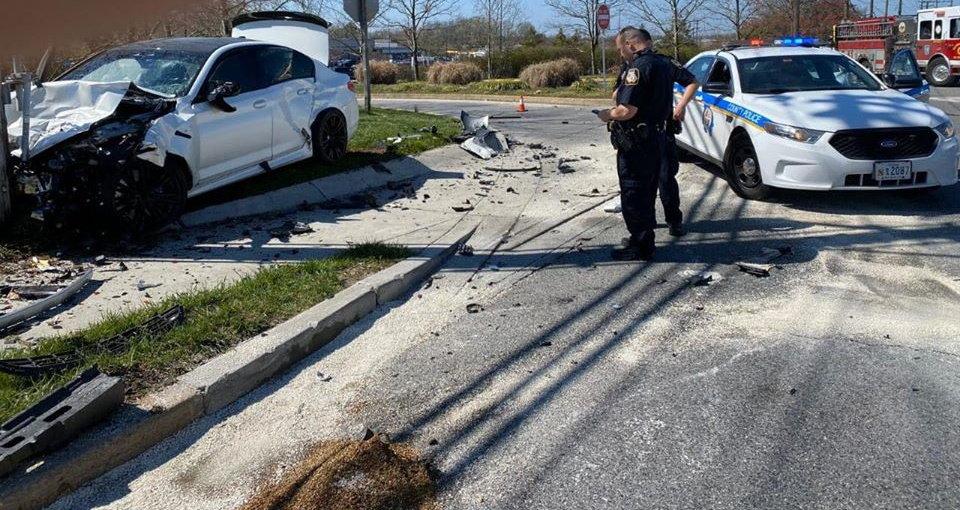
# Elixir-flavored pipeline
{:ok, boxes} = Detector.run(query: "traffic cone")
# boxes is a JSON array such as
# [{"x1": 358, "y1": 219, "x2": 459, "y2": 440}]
[{"x1": 517, "y1": 96, "x2": 528, "y2": 113}]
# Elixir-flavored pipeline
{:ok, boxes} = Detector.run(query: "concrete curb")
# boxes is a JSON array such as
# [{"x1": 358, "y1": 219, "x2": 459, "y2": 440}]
[
  {"x1": 372, "y1": 93, "x2": 609, "y2": 107},
  {"x1": 0, "y1": 226, "x2": 476, "y2": 510}
]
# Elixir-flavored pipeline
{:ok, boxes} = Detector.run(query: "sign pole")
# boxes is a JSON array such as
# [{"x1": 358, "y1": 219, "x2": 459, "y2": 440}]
[
  {"x1": 601, "y1": 28, "x2": 607, "y2": 88},
  {"x1": 360, "y1": 1, "x2": 372, "y2": 113}
]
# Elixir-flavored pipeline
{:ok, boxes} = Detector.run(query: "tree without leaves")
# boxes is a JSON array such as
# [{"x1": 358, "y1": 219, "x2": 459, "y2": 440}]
[
  {"x1": 544, "y1": 0, "x2": 623, "y2": 75},
  {"x1": 384, "y1": 0, "x2": 455, "y2": 80},
  {"x1": 475, "y1": 0, "x2": 520, "y2": 78},
  {"x1": 630, "y1": 0, "x2": 708, "y2": 60},
  {"x1": 708, "y1": 0, "x2": 760, "y2": 40}
]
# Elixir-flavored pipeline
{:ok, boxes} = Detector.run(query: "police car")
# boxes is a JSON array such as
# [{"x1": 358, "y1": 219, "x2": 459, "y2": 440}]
[{"x1": 675, "y1": 39, "x2": 958, "y2": 199}]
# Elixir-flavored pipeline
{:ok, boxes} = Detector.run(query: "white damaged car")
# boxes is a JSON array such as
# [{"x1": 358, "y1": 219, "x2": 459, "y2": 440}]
[{"x1": 6, "y1": 12, "x2": 358, "y2": 232}]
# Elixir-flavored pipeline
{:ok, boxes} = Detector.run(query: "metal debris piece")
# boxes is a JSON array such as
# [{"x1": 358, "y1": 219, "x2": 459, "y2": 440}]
[
  {"x1": 0, "y1": 305, "x2": 185, "y2": 378},
  {"x1": 557, "y1": 159, "x2": 576, "y2": 173},
  {"x1": 736, "y1": 262, "x2": 773, "y2": 278},
  {"x1": 461, "y1": 128, "x2": 510, "y2": 160},
  {"x1": 460, "y1": 111, "x2": 490, "y2": 135},
  {"x1": 0, "y1": 270, "x2": 93, "y2": 331},
  {"x1": 5, "y1": 285, "x2": 61, "y2": 301},
  {"x1": 678, "y1": 270, "x2": 723, "y2": 287},
  {"x1": 136, "y1": 280, "x2": 162, "y2": 292},
  {"x1": 483, "y1": 160, "x2": 541, "y2": 172},
  {"x1": 0, "y1": 367, "x2": 124, "y2": 478}
]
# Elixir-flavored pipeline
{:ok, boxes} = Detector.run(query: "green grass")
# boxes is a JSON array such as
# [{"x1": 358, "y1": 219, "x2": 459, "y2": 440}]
[
  {"x1": 364, "y1": 77, "x2": 614, "y2": 99},
  {"x1": 190, "y1": 107, "x2": 461, "y2": 210},
  {"x1": 0, "y1": 243, "x2": 410, "y2": 423}
]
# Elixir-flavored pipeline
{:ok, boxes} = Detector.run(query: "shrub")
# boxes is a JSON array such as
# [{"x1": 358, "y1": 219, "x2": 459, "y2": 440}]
[
  {"x1": 426, "y1": 62, "x2": 484, "y2": 85},
  {"x1": 355, "y1": 60, "x2": 402, "y2": 85},
  {"x1": 469, "y1": 78, "x2": 526, "y2": 93},
  {"x1": 519, "y1": 58, "x2": 581, "y2": 88}
]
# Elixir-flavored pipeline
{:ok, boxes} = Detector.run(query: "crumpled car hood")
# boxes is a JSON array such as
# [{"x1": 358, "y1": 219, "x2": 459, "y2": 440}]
[{"x1": 5, "y1": 80, "x2": 153, "y2": 158}]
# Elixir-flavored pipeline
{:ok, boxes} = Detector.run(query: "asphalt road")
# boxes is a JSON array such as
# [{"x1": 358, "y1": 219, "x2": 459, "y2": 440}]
[{"x1": 51, "y1": 99, "x2": 960, "y2": 510}]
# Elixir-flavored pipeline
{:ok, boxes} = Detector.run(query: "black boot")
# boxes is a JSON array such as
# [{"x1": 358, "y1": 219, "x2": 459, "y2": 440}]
[
  {"x1": 612, "y1": 232, "x2": 655, "y2": 261},
  {"x1": 668, "y1": 223, "x2": 687, "y2": 237}
]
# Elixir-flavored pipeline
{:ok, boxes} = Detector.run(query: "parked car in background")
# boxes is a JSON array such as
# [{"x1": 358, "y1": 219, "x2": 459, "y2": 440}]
[
  {"x1": 332, "y1": 57, "x2": 359, "y2": 79},
  {"x1": 7, "y1": 12, "x2": 358, "y2": 233}
]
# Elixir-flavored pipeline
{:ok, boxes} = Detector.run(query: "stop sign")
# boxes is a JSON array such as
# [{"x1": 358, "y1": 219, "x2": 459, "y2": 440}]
[{"x1": 597, "y1": 4, "x2": 610, "y2": 30}]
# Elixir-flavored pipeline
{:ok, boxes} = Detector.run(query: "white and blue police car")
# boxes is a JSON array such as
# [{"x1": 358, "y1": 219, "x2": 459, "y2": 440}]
[{"x1": 675, "y1": 38, "x2": 957, "y2": 199}]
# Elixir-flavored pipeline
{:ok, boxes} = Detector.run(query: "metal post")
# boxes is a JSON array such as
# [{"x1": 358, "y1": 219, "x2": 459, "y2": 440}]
[
  {"x1": 0, "y1": 82, "x2": 11, "y2": 225},
  {"x1": 884, "y1": 0, "x2": 889, "y2": 16},
  {"x1": 601, "y1": 29, "x2": 607, "y2": 88},
  {"x1": 359, "y1": 2, "x2": 372, "y2": 114},
  {"x1": 13, "y1": 74, "x2": 31, "y2": 163}
]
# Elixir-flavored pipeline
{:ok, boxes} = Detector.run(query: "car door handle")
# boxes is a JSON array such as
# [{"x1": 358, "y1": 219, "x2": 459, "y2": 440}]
[
  {"x1": 297, "y1": 88, "x2": 310, "y2": 96},
  {"x1": 253, "y1": 100, "x2": 268, "y2": 109}
]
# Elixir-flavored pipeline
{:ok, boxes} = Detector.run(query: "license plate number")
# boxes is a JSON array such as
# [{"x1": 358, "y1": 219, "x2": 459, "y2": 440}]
[{"x1": 874, "y1": 161, "x2": 912, "y2": 181}]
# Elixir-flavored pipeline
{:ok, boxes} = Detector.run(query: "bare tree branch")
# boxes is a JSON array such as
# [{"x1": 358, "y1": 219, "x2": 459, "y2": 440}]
[
  {"x1": 544, "y1": 0, "x2": 623, "y2": 75},
  {"x1": 629, "y1": 0, "x2": 707, "y2": 59},
  {"x1": 384, "y1": 0, "x2": 455, "y2": 80}
]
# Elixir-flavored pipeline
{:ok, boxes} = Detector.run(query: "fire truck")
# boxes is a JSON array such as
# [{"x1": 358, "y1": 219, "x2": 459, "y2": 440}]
[{"x1": 835, "y1": 1, "x2": 960, "y2": 87}]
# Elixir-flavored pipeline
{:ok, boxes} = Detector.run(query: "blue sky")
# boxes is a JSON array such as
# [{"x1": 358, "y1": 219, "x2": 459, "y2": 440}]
[{"x1": 445, "y1": 0, "x2": 930, "y2": 34}]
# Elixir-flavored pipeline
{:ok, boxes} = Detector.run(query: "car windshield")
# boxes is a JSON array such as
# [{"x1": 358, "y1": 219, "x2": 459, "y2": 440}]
[
  {"x1": 738, "y1": 54, "x2": 882, "y2": 94},
  {"x1": 59, "y1": 48, "x2": 209, "y2": 97}
]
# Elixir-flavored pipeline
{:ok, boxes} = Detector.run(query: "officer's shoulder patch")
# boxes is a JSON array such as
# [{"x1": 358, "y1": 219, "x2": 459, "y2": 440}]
[{"x1": 625, "y1": 68, "x2": 639, "y2": 85}]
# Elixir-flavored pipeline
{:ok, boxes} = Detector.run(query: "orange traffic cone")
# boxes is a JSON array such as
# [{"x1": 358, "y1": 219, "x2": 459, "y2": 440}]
[{"x1": 517, "y1": 96, "x2": 528, "y2": 113}]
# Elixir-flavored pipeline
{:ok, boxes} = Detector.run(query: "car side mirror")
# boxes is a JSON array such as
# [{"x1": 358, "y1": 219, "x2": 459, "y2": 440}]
[
  {"x1": 703, "y1": 81, "x2": 731, "y2": 95},
  {"x1": 207, "y1": 81, "x2": 239, "y2": 113},
  {"x1": 883, "y1": 73, "x2": 898, "y2": 87}
]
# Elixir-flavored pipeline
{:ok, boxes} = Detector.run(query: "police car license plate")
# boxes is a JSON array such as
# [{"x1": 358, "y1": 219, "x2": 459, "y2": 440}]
[{"x1": 874, "y1": 161, "x2": 912, "y2": 181}]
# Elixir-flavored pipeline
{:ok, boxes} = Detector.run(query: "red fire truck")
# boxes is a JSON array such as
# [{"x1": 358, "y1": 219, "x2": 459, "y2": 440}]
[{"x1": 835, "y1": 2, "x2": 960, "y2": 86}]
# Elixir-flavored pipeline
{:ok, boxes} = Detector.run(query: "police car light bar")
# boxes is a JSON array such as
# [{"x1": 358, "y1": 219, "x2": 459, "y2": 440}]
[{"x1": 772, "y1": 36, "x2": 820, "y2": 46}]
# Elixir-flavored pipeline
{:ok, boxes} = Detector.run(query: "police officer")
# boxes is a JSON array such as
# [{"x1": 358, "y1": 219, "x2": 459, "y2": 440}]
[
  {"x1": 658, "y1": 54, "x2": 699, "y2": 237},
  {"x1": 597, "y1": 27, "x2": 675, "y2": 261}
]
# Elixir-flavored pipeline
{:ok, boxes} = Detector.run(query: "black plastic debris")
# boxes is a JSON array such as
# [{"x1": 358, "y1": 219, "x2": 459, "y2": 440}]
[
  {"x1": 0, "y1": 367, "x2": 124, "y2": 478},
  {"x1": 466, "y1": 303, "x2": 482, "y2": 314},
  {"x1": 0, "y1": 305, "x2": 185, "y2": 378}
]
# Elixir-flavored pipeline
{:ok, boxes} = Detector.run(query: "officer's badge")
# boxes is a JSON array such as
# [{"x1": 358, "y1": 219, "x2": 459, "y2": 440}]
[{"x1": 625, "y1": 68, "x2": 639, "y2": 85}]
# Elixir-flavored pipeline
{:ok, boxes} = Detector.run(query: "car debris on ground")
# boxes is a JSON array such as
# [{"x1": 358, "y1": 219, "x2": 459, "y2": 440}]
[
  {"x1": 0, "y1": 305, "x2": 185, "y2": 377},
  {"x1": 0, "y1": 269, "x2": 93, "y2": 331},
  {"x1": 735, "y1": 246, "x2": 793, "y2": 278},
  {"x1": 0, "y1": 367, "x2": 124, "y2": 478}
]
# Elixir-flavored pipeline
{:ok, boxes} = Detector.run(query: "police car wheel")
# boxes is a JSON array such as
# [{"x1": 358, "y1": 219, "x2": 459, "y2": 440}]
[
  {"x1": 726, "y1": 135, "x2": 771, "y2": 200},
  {"x1": 926, "y1": 57, "x2": 957, "y2": 87}
]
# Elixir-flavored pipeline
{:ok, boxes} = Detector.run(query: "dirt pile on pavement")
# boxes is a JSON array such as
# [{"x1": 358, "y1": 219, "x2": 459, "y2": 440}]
[{"x1": 240, "y1": 434, "x2": 438, "y2": 510}]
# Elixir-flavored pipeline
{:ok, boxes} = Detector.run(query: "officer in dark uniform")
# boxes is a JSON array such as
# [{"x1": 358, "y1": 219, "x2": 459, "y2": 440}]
[
  {"x1": 658, "y1": 54, "x2": 699, "y2": 237},
  {"x1": 597, "y1": 27, "x2": 675, "y2": 261}
]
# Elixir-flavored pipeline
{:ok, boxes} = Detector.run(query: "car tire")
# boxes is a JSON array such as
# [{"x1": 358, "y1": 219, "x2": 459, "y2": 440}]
[
  {"x1": 109, "y1": 162, "x2": 188, "y2": 233},
  {"x1": 312, "y1": 110, "x2": 348, "y2": 164},
  {"x1": 725, "y1": 133, "x2": 772, "y2": 200},
  {"x1": 926, "y1": 57, "x2": 956, "y2": 87}
]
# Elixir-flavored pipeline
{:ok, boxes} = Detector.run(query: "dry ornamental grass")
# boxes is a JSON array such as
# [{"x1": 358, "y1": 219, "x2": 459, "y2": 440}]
[
  {"x1": 518, "y1": 58, "x2": 582, "y2": 88},
  {"x1": 356, "y1": 61, "x2": 404, "y2": 85},
  {"x1": 426, "y1": 62, "x2": 484, "y2": 85}
]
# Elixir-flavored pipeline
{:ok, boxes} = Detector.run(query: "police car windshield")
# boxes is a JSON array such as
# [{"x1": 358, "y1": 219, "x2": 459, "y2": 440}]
[{"x1": 738, "y1": 54, "x2": 882, "y2": 94}]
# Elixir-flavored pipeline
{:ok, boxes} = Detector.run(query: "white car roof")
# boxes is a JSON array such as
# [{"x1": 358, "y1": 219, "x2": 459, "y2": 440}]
[{"x1": 708, "y1": 46, "x2": 843, "y2": 59}]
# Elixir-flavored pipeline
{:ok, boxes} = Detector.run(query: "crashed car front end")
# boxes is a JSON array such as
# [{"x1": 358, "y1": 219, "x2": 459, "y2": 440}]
[{"x1": 6, "y1": 81, "x2": 176, "y2": 231}]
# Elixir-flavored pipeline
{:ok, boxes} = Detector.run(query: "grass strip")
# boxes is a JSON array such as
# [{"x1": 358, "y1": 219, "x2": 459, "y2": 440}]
[{"x1": 0, "y1": 243, "x2": 410, "y2": 423}]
